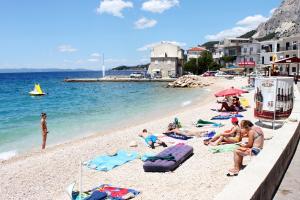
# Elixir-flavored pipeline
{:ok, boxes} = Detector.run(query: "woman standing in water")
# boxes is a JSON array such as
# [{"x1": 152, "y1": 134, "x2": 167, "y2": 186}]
[{"x1": 41, "y1": 113, "x2": 48, "y2": 149}]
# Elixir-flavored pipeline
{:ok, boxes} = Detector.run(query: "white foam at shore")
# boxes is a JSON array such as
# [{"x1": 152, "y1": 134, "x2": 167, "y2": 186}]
[
  {"x1": 181, "y1": 100, "x2": 192, "y2": 107},
  {"x1": 0, "y1": 150, "x2": 17, "y2": 161}
]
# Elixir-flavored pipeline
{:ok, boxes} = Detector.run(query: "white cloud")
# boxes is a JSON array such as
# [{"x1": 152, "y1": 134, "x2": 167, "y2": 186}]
[
  {"x1": 87, "y1": 58, "x2": 100, "y2": 62},
  {"x1": 142, "y1": 0, "x2": 179, "y2": 13},
  {"x1": 270, "y1": 8, "x2": 277, "y2": 15},
  {"x1": 236, "y1": 15, "x2": 269, "y2": 29},
  {"x1": 97, "y1": 0, "x2": 133, "y2": 18},
  {"x1": 90, "y1": 53, "x2": 101, "y2": 57},
  {"x1": 205, "y1": 13, "x2": 270, "y2": 41},
  {"x1": 137, "y1": 41, "x2": 186, "y2": 51},
  {"x1": 58, "y1": 44, "x2": 78, "y2": 52},
  {"x1": 134, "y1": 17, "x2": 157, "y2": 29}
]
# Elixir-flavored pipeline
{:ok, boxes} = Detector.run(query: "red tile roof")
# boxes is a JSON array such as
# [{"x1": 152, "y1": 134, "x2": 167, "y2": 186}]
[{"x1": 188, "y1": 47, "x2": 206, "y2": 51}]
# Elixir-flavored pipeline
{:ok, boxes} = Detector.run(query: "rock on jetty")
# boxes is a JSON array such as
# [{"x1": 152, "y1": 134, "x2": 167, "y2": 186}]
[{"x1": 167, "y1": 75, "x2": 212, "y2": 88}]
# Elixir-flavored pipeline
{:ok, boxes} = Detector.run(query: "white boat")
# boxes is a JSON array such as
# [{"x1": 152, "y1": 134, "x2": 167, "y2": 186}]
[{"x1": 29, "y1": 84, "x2": 46, "y2": 96}]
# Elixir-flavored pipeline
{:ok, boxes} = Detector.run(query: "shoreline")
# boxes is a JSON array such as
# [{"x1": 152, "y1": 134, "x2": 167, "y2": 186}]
[
  {"x1": 0, "y1": 77, "x2": 217, "y2": 164},
  {"x1": 0, "y1": 77, "x2": 248, "y2": 200}
]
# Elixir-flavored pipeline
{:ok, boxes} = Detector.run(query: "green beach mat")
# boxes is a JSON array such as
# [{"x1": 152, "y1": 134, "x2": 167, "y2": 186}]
[{"x1": 209, "y1": 144, "x2": 239, "y2": 153}]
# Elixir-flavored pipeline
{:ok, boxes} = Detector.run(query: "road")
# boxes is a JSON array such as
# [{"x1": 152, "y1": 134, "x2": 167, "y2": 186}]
[{"x1": 273, "y1": 83, "x2": 300, "y2": 200}]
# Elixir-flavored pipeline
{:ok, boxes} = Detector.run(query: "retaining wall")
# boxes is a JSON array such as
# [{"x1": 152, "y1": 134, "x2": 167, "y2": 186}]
[{"x1": 215, "y1": 85, "x2": 300, "y2": 200}]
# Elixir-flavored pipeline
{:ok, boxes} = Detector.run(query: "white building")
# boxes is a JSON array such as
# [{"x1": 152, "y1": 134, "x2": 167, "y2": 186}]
[
  {"x1": 187, "y1": 46, "x2": 206, "y2": 61},
  {"x1": 147, "y1": 42, "x2": 184, "y2": 78}
]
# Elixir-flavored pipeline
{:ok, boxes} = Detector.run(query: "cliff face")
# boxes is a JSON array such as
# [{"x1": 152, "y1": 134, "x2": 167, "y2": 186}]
[{"x1": 254, "y1": 0, "x2": 300, "y2": 38}]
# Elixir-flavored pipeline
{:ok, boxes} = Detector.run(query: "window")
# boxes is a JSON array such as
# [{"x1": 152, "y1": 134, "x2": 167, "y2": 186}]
[
  {"x1": 286, "y1": 55, "x2": 290, "y2": 58},
  {"x1": 286, "y1": 42, "x2": 290, "y2": 50},
  {"x1": 280, "y1": 67, "x2": 283, "y2": 72},
  {"x1": 243, "y1": 48, "x2": 247, "y2": 53},
  {"x1": 277, "y1": 44, "x2": 280, "y2": 52},
  {"x1": 250, "y1": 57, "x2": 254, "y2": 62},
  {"x1": 292, "y1": 67, "x2": 296, "y2": 72},
  {"x1": 293, "y1": 41, "x2": 297, "y2": 50},
  {"x1": 250, "y1": 47, "x2": 253, "y2": 52},
  {"x1": 262, "y1": 56, "x2": 265, "y2": 64},
  {"x1": 270, "y1": 56, "x2": 273, "y2": 61},
  {"x1": 293, "y1": 54, "x2": 297, "y2": 57}
]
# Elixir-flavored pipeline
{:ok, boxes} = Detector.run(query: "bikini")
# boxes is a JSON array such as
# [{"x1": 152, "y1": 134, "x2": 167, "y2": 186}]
[{"x1": 251, "y1": 127, "x2": 263, "y2": 155}]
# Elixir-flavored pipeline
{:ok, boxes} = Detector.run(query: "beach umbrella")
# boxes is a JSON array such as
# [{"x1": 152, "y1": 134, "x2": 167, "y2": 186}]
[{"x1": 214, "y1": 87, "x2": 247, "y2": 97}]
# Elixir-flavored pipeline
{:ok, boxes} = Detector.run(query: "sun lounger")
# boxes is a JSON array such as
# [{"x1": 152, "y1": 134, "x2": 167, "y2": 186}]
[{"x1": 143, "y1": 144, "x2": 193, "y2": 172}]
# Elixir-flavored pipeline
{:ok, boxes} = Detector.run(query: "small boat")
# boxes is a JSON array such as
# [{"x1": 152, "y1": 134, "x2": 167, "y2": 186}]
[{"x1": 29, "y1": 84, "x2": 46, "y2": 96}]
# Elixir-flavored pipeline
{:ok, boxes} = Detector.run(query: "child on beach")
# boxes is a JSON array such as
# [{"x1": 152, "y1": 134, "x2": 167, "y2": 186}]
[
  {"x1": 204, "y1": 117, "x2": 241, "y2": 146},
  {"x1": 41, "y1": 112, "x2": 48, "y2": 149},
  {"x1": 139, "y1": 129, "x2": 167, "y2": 149}
]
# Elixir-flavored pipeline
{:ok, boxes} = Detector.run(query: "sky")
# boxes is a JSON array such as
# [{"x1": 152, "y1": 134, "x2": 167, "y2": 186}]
[{"x1": 0, "y1": 0, "x2": 282, "y2": 70}]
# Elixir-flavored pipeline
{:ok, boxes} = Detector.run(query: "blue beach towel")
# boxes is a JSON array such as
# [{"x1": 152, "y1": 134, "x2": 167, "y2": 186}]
[
  {"x1": 163, "y1": 132, "x2": 193, "y2": 140},
  {"x1": 86, "y1": 150, "x2": 138, "y2": 171},
  {"x1": 202, "y1": 131, "x2": 216, "y2": 141},
  {"x1": 211, "y1": 114, "x2": 244, "y2": 120}
]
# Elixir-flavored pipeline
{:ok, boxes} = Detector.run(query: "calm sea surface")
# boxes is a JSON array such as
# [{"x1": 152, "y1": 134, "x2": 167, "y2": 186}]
[{"x1": 0, "y1": 71, "x2": 208, "y2": 159}]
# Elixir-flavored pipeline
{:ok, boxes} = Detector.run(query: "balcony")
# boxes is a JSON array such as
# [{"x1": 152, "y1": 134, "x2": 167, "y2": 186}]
[{"x1": 278, "y1": 46, "x2": 298, "y2": 51}]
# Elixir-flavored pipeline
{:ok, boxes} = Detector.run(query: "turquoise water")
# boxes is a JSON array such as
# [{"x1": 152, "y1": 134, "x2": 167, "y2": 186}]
[{"x1": 0, "y1": 71, "x2": 208, "y2": 158}]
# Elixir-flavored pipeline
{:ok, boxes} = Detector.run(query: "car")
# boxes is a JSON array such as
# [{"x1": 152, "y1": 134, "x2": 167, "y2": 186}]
[
  {"x1": 214, "y1": 71, "x2": 235, "y2": 78},
  {"x1": 130, "y1": 72, "x2": 144, "y2": 78},
  {"x1": 249, "y1": 71, "x2": 263, "y2": 77},
  {"x1": 202, "y1": 71, "x2": 217, "y2": 77}
]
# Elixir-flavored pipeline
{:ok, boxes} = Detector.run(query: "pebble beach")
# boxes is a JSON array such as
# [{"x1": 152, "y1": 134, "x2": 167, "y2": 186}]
[{"x1": 0, "y1": 77, "x2": 272, "y2": 200}]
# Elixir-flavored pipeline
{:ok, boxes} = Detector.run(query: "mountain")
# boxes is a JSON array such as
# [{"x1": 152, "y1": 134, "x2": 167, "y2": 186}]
[
  {"x1": 0, "y1": 68, "x2": 94, "y2": 73},
  {"x1": 254, "y1": 0, "x2": 300, "y2": 39}
]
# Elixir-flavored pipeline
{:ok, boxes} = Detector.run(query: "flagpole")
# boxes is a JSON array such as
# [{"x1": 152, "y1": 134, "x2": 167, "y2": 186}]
[{"x1": 102, "y1": 53, "x2": 105, "y2": 78}]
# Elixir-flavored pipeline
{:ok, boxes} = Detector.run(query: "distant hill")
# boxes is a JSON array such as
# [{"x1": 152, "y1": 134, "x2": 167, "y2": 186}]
[
  {"x1": 238, "y1": 30, "x2": 257, "y2": 38},
  {"x1": 112, "y1": 64, "x2": 149, "y2": 71},
  {"x1": 0, "y1": 68, "x2": 94, "y2": 73}
]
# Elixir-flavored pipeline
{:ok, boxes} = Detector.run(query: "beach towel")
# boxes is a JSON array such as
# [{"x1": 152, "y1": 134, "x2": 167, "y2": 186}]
[
  {"x1": 140, "y1": 153, "x2": 156, "y2": 161},
  {"x1": 72, "y1": 184, "x2": 140, "y2": 200},
  {"x1": 159, "y1": 136, "x2": 187, "y2": 145},
  {"x1": 209, "y1": 144, "x2": 239, "y2": 153},
  {"x1": 240, "y1": 98, "x2": 250, "y2": 108},
  {"x1": 202, "y1": 131, "x2": 216, "y2": 141},
  {"x1": 196, "y1": 119, "x2": 223, "y2": 128},
  {"x1": 163, "y1": 132, "x2": 193, "y2": 140},
  {"x1": 85, "y1": 150, "x2": 138, "y2": 171},
  {"x1": 211, "y1": 114, "x2": 243, "y2": 120}
]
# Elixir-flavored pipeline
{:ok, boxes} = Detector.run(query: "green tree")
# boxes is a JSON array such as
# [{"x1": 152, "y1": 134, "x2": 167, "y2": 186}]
[
  {"x1": 184, "y1": 58, "x2": 198, "y2": 74},
  {"x1": 221, "y1": 56, "x2": 235, "y2": 65},
  {"x1": 184, "y1": 51, "x2": 220, "y2": 75}
]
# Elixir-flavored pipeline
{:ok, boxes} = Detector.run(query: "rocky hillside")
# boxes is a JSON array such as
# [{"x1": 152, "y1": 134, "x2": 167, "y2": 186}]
[{"x1": 254, "y1": 0, "x2": 300, "y2": 38}]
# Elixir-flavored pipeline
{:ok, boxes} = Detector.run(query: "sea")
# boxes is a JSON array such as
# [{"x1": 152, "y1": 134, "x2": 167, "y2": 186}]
[{"x1": 0, "y1": 71, "x2": 208, "y2": 160}]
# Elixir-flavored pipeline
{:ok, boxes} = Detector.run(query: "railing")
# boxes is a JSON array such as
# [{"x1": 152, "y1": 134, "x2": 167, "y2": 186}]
[{"x1": 278, "y1": 46, "x2": 298, "y2": 51}]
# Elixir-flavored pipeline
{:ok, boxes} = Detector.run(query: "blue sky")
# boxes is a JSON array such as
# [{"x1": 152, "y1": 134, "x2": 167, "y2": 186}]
[{"x1": 0, "y1": 0, "x2": 282, "y2": 70}]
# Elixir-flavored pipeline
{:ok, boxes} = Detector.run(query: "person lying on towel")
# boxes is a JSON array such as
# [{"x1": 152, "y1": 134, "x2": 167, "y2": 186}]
[
  {"x1": 166, "y1": 123, "x2": 207, "y2": 137},
  {"x1": 204, "y1": 117, "x2": 241, "y2": 146},
  {"x1": 139, "y1": 129, "x2": 167, "y2": 149}
]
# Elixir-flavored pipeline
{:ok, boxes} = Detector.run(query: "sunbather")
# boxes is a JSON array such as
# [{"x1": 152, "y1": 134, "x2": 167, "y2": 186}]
[
  {"x1": 139, "y1": 129, "x2": 167, "y2": 149},
  {"x1": 219, "y1": 96, "x2": 242, "y2": 112},
  {"x1": 166, "y1": 123, "x2": 208, "y2": 137},
  {"x1": 204, "y1": 117, "x2": 241, "y2": 145},
  {"x1": 227, "y1": 120, "x2": 264, "y2": 176}
]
